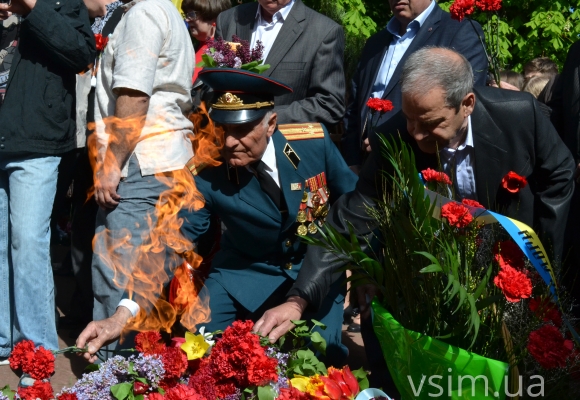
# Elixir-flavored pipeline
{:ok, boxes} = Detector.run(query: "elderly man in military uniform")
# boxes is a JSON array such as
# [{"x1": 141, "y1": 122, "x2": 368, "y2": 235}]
[{"x1": 77, "y1": 68, "x2": 358, "y2": 365}]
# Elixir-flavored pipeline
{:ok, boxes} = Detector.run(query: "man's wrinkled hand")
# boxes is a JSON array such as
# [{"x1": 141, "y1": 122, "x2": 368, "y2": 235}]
[
  {"x1": 0, "y1": 0, "x2": 37, "y2": 17},
  {"x1": 76, "y1": 307, "x2": 132, "y2": 363},
  {"x1": 253, "y1": 296, "x2": 307, "y2": 343},
  {"x1": 356, "y1": 283, "x2": 380, "y2": 319},
  {"x1": 94, "y1": 162, "x2": 122, "y2": 209}
]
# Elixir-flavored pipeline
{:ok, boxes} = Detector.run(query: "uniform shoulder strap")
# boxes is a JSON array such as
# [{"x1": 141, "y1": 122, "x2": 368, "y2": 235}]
[
  {"x1": 278, "y1": 123, "x2": 325, "y2": 141},
  {"x1": 185, "y1": 158, "x2": 208, "y2": 177}
]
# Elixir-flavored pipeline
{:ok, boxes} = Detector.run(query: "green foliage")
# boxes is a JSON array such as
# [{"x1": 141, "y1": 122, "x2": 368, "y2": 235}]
[
  {"x1": 1, "y1": 385, "x2": 14, "y2": 400},
  {"x1": 111, "y1": 382, "x2": 133, "y2": 400},
  {"x1": 286, "y1": 348, "x2": 327, "y2": 377}
]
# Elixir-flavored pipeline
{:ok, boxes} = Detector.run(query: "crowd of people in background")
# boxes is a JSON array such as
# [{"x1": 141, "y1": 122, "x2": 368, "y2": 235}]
[{"x1": 1, "y1": 0, "x2": 580, "y2": 394}]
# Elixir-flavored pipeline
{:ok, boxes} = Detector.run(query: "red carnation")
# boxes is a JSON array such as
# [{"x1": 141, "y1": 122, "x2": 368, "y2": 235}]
[
  {"x1": 450, "y1": 0, "x2": 475, "y2": 21},
  {"x1": 165, "y1": 384, "x2": 204, "y2": 400},
  {"x1": 57, "y1": 394, "x2": 78, "y2": 400},
  {"x1": 528, "y1": 325, "x2": 574, "y2": 369},
  {"x1": 501, "y1": 171, "x2": 527, "y2": 194},
  {"x1": 366, "y1": 98, "x2": 394, "y2": 114},
  {"x1": 461, "y1": 198, "x2": 485, "y2": 209},
  {"x1": 279, "y1": 386, "x2": 311, "y2": 400},
  {"x1": 494, "y1": 264, "x2": 532, "y2": 302},
  {"x1": 422, "y1": 168, "x2": 452, "y2": 185},
  {"x1": 529, "y1": 298, "x2": 563, "y2": 327},
  {"x1": 441, "y1": 202, "x2": 473, "y2": 228},
  {"x1": 94, "y1": 33, "x2": 109, "y2": 51},
  {"x1": 476, "y1": 0, "x2": 501, "y2": 12},
  {"x1": 494, "y1": 240, "x2": 525, "y2": 270},
  {"x1": 16, "y1": 381, "x2": 53, "y2": 400},
  {"x1": 27, "y1": 346, "x2": 55, "y2": 380},
  {"x1": 9, "y1": 339, "x2": 35, "y2": 370},
  {"x1": 135, "y1": 331, "x2": 166, "y2": 355},
  {"x1": 161, "y1": 347, "x2": 188, "y2": 380},
  {"x1": 145, "y1": 393, "x2": 165, "y2": 400}
]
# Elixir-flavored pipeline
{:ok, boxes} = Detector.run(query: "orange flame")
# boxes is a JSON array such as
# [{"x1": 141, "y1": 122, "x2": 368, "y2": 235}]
[{"x1": 90, "y1": 102, "x2": 224, "y2": 336}]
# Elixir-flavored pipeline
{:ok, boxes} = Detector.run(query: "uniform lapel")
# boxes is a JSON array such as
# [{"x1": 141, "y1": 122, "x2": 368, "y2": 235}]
[
  {"x1": 237, "y1": 164, "x2": 282, "y2": 222},
  {"x1": 272, "y1": 131, "x2": 306, "y2": 231},
  {"x1": 381, "y1": 4, "x2": 443, "y2": 100},
  {"x1": 471, "y1": 98, "x2": 508, "y2": 209},
  {"x1": 263, "y1": 0, "x2": 306, "y2": 77}
]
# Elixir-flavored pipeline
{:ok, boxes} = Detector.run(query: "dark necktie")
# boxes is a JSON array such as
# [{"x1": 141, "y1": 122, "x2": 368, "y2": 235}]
[{"x1": 251, "y1": 160, "x2": 283, "y2": 210}]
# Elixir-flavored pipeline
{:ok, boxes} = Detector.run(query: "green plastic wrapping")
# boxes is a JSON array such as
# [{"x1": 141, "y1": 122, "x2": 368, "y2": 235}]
[{"x1": 372, "y1": 300, "x2": 509, "y2": 400}]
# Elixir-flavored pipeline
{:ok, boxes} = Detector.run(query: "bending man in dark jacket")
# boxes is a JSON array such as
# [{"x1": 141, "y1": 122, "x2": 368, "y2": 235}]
[{"x1": 0, "y1": 0, "x2": 95, "y2": 369}]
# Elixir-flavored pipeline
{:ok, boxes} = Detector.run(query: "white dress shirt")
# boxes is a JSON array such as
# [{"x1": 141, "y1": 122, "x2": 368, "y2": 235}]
[
  {"x1": 250, "y1": 0, "x2": 295, "y2": 62},
  {"x1": 370, "y1": 0, "x2": 436, "y2": 99},
  {"x1": 118, "y1": 138, "x2": 280, "y2": 316},
  {"x1": 440, "y1": 116, "x2": 477, "y2": 200}
]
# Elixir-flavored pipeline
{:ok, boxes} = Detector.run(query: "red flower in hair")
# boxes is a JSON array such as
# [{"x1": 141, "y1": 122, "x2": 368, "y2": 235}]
[
  {"x1": 366, "y1": 98, "x2": 394, "y2": 114},
  {"x1": 27, "y1": 346, "x2": 55, "y2": 380},
  {"x1": 135, "y1": 331, "x2": 166, "y2": 355},
  {"x1": 461, "y1": 198, "x2": 485, "y2": 209},
  {"x1": 94, "y1": 33, "x2": 109, "y2": 51},
  {"x1": 476, "y1": 0, "x2": 502, "y2": 12},
  {"x1": 441, "y1": 202, "x2": 473, "y2": 228},
  {"x1": 501, "y1": 171, "x2": 527, "y2": 193},
  {"x1": 422, "y1": 168, "x2": 452, "y2": 185},
  {"x1": 529, "y1": 298, "x2": 563, "y2": 327},
  {"x1": 16, "y1": 381, "x2": 53, "y2": 400},
  {"x1": 494, "y1": 240, "x2": 525, "y2": 270},
  {"x1": 450, "y1": 0, "x2": 475, "y2": 21},
  {"x1": 527, "y1": 325, "x2": 574, "y2": 369},
  {"x1": 494, "y1": 264, "x2": 532, "y2": 302},
  {"x1": 9, "y1": 340, "x2": 35, "y2": 370}
]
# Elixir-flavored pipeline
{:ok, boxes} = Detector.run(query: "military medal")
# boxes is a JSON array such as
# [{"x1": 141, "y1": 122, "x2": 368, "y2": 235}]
[
  {"x1": 297, "y1": 210, "x2": 307, "y2": 223},
  {"x1": 295, "y1": 173, "x2": 330, "y2": 236},
  {"x1": 297, "y1": 224, "x2": 308, "y2": 236},
  {"x1": 307, "y1": 222, "x2": 317, "y2": 234}
]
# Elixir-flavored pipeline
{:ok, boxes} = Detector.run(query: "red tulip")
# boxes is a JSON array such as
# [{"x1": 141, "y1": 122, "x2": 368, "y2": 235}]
[
  {"x1": 342, "y1": 366, "x2": 360, "y2": 395},
  {"x1": 133, "y1": 381, "x2": 150, "y2": 395},
  {"x1": 327, "y1": 367, "x2": 353, "y2": 397},
  {"x1": 320, "y1": 376, "x2": 343, "y2": 400}
]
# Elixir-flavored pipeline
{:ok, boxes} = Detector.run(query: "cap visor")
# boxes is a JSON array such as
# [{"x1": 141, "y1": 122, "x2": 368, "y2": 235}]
[{"x1": 209, "y1": 108, "x2": 270, "y2": 125}]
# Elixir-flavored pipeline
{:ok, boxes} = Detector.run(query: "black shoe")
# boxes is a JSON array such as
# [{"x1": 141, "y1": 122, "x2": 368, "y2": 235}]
[
  {"x1": 347, "y1": 322, "x2": 361, "y2": 333},
  {"x1": 343, "y1": 305, "x2": 360, "y2": 324}
]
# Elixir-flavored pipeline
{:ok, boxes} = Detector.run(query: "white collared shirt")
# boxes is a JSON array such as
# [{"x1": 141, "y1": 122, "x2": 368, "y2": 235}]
[
  {"x1": 250, "y1": 0, "x2": 295, "y2": 62},
  {"x1": 370, "y1": 1, "x2": 436, "y2": 99},
  {"x1": 259, "y1": 136, "x2": 281, "y2": 187},
  {"x1": 440, "y1": 116, "x2": 477, "y2": 200}
]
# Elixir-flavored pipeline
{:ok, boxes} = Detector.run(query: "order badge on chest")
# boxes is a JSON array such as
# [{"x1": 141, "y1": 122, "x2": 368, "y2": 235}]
[{"x1": 296, "y1": 172, "x2": 330, "y2": 235}]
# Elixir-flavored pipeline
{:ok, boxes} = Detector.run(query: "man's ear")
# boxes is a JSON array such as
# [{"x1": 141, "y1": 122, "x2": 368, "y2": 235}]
[
  {"x1": 462, "y1": 92, "x2": 476, "y2": 118},
  {"x1": 266, "y1": 112, "x2": 277, "y2": 137}
]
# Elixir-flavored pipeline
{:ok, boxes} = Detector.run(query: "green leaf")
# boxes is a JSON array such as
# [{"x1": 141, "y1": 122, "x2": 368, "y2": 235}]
[
  {"x1": 128, "y1": 362, "x2": 137, "y2": 376},
  {"x1": 257, "y1": 385, "x2": 276, "y2": 400},
  {"x1": 310, "y1": 331, "x2": 327, "y2": 356},
  {"x1": 134, "y1": 396, "x2": 144, "y2": 400},
  {"x1": 158, "y1": 388, "x2": 166, "y2": 395},
  {"x1": 291, "y1": 320, "x2": 307, "y2": 326},
  {"x1": 134, "y1": 377, "x2": 148, "y2": 384},
  {"x1": 351, "y1": 367, "x2": 369, "y2": 390},
  {"x1": 310, "y1": 319, "x2": 327, "y2": 329},
  {"x1": 1, "y1": 385, "x2": 15, "y2": 400},
  {"x1": 84, "y1": 363, "x2": 100, "y2": 372},
  {"x1": 419, "y1": 264, "x2": 443, "y2": 273},
  {"x1": 201, "y1": 53, "x2": 217, "y2": 67},
  {"x1": 110, "y1": 382, "x2": 133, "y2": 400}
]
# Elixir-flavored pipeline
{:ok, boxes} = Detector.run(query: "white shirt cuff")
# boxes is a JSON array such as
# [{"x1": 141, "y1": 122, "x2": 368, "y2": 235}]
[{"x1": 118, "y1": 299, "x2": 140, "y2": 317}]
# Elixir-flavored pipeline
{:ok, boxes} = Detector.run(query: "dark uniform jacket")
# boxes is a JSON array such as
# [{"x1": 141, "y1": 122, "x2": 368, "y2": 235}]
[
  {"x1": 0, "y1": 0, "x2": 95, "y2": 154},
  {"x1": 290, "y1": 87, "x2": 575, "y2": 310},
  {"x1": 181, "y1": 125, "x2": 357, "y2": 312}
]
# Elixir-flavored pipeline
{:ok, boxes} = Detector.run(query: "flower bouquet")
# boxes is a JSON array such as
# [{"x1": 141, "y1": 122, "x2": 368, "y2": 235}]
[
  {"x1": 1, "y1": 320, "x2": 384, "y2": 400},
  {"x1": 197, "y1": 35, "x2": 269, "y2": 74},
  {"x1": 303, "y1": 136, "x2": 580, "y2": 399}
]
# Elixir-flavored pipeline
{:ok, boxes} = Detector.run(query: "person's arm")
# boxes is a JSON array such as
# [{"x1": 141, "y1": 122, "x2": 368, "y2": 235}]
[
  {"x1": 274, "y1": 24, "x2": 346, "y2": 126},
  {"x1": 452, "y1": 19, "x2": 489, "y2": 87},
  {"x1": 0, "y1": 0, "x2": 95, "y2": 72},
  {"x1": 94, "y1": 89, "x2": 150, "y2": 209}
]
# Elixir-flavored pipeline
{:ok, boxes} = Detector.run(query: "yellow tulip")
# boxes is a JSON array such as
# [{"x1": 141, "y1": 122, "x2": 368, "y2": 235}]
[
  {"x1": 289, "y1": 375, "x2": 311, "y2": 392},
  {"x1": 181, "y1": 331, "x2": 210, "y2": 360}
]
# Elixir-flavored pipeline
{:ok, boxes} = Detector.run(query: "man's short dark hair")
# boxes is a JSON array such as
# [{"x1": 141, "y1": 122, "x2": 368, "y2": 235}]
[
  {"x1": 181, "y1": 0, "x2": 231, "y2": 21},
  {"x1": 523, "y1": 57, "x2": 558, "y2": 77}
]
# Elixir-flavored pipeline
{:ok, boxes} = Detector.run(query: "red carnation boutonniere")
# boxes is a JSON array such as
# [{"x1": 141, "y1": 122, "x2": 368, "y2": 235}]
[
  {"x1": 501, "y1": 171, "x2": 527, "y2": 194},
  {"x1": 366, "y1": 98, "x2": 394, "y2": 115},
  {"x1": 94, "y1": 33, "x2": 109, "y2": 52}
]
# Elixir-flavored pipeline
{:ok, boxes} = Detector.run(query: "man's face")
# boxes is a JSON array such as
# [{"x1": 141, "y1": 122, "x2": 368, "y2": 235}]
[
  {"x1": 219, "y1": 112, "x2": 277, "y2": 167},
  {"x1": 389, "y1": 0, "x2": 432, "y2": 26},
  {"x1": 402, "y1": 87, "x2": 474, "y2": 154},
  {"x1": 258, "y1": 0, "x2": 292, "y2": 17}
]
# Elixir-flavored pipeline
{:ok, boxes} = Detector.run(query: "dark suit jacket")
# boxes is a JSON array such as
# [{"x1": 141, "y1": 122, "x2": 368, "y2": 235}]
[
  {"x1": 342, "y1": 3, "x2": 489, "y2": 166},
  {"x1": 290, "y1": 86, "x2": 575, "y2": 310},
  {"x1": 215, "y1": 0, "x2": 345, "y2": 126}
]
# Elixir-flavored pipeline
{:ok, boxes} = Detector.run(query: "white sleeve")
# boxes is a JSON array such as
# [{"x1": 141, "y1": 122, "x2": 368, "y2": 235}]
[{"x1": 118, "y1": 298, "x2": 140, "y2": 317}]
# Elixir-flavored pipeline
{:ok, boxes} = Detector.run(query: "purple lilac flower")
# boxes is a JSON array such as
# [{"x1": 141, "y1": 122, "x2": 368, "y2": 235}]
[
  {"x1": 103, "y1": 355, "x2": 130, "y2": 376},
  {"x1": 60, "y1": 368, "x2": 119, "y2": 400},
  {"x1": 265, "y1": 347, "x2": 290, "y2": 394},
  {"x1": 251, "y1": 40, "x2": 264, "y2": 62},
  {"x1": 131, "y1": 354, "x2": 165, "y2": 388},
  {"x1": 233, "y1": 57, "x2": 242, "y2": 69},
  {"x1": 0, "y1": 394, "x2": 10, "y2": 400},
  {"x1": 223, "y1": 388, "x2": 242, "y2": 400}
]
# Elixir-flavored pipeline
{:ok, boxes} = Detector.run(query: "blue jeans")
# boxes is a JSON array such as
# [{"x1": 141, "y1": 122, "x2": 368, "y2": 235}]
[
  {"x1": 92, "y1": 155, "x2": 175, "y2": 354},
  {"x1": 0, "y1": 153, "x2": 61, "y2": 356}
]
